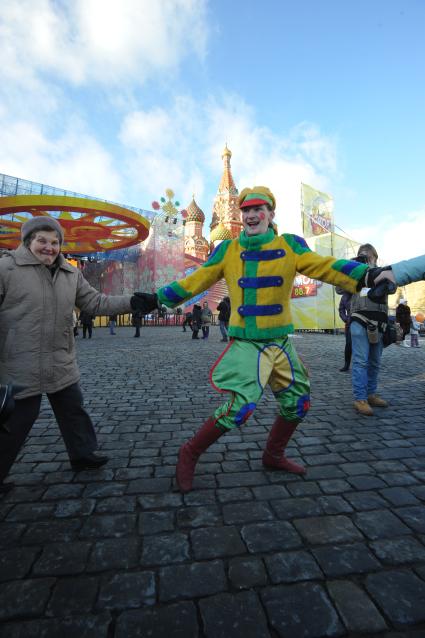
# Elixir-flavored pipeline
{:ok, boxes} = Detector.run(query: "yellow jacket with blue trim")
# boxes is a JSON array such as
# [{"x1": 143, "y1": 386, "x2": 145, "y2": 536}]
[{"x1": 157, "y1": 229, "x2": 368, "y2": 340}]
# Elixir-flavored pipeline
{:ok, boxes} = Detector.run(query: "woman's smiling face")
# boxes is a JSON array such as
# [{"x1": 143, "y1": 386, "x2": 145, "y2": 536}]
[{"x1": 241, "y1": 204, "x2": 274, "y2": 236}]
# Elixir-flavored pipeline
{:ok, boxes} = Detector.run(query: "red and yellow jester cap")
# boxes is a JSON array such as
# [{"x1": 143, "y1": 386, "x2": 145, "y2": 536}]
[{"x1": 238, "y1": 186, "x2": 276, "y2": 210}]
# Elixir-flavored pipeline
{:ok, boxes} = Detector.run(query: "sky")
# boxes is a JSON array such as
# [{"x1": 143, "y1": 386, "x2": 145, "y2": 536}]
[{"x1": 0, "y1": 0, "x2": 424, "y2": 263}]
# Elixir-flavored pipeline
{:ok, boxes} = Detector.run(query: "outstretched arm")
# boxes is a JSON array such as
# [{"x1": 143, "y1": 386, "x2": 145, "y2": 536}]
[{"x1": 376, "y1": 255, "x2": 425, "y2": 286}]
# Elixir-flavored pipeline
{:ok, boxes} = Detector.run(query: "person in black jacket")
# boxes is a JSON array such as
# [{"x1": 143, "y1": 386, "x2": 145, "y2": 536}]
[
  {"x1": 79, "y1": 310, "x2": 94, "y2": 339},
  {"x1": 217, "y1": 296, "x2": 231, "y2": 342},
  {"x1": 191, "y1": 304, "x2": 202, "y2": 339}
]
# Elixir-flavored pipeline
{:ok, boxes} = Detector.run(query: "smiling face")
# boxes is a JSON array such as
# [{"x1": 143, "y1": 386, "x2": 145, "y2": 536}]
[
  {"x1": 29, "y1": 230, "x2": 61, "y2": 265},
  {"x1": 241, "y1": 204, "x2": 275, "y2": 236}
]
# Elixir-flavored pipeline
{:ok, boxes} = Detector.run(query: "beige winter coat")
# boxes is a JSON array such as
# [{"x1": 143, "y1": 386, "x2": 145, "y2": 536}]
[{"x1": 0, "y1": 246, "x2": 133, "y2": 398}]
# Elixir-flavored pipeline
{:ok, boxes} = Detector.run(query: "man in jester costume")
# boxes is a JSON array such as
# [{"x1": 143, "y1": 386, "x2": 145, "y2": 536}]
[{"x1": 145, "y1": 187, "x2": 368, "y2": 492}]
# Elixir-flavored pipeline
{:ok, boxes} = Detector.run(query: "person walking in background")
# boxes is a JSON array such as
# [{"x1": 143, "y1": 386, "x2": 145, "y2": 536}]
[
  {"x1": 182, "y1": 310, "x2": 193, "y2": 332},
  {"x1": 338, "y1": 290, "x2": 352, "y2": 372},
  {"x1": 108, "y1": 314, "x2": 117, "y2": 335},
  {"x1": 396, "y1": 299, "x2": 411, "y2": 348},
  {"x1": 350, "y1": 244, "x2": 388, "y2": 416},
  {"x1": 132, "y1": 310, "x2": 142, "y2": 337},
  {"x1": 217, "y1": 296, "x2": 231, "y2": 342},
  {"x1": 72, "y1": 310, "x2": 79, "y2": 337},
  {"x1": 410, "y1": 315, "x2": 421, "y2": 348},
  {"x1": 80, "y1": 310, "x2": 94, "y2": 339},
  {"x1": 191, "y1": 304, "x2": 202, "y2": 339},
  {"x1": 201, "y1": 300, "x2": 212, "y2": 339},
  {"x1": 0, "y1": 216, "x2": 155, "y2": 493}
]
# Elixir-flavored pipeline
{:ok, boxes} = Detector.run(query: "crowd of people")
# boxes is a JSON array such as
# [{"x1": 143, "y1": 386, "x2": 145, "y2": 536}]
[{"x1": 0, "y1": 186, "x2": 424, "y2": 496}]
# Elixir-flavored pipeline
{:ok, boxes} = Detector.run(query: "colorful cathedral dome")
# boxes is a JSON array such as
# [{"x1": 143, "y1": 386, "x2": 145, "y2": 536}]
[
  {"x1": 210, "y1": 223, "x2": 233, "y2": 242},
  {"x1": 186, "y1": 197, "x2": 205, "y2": 223}
]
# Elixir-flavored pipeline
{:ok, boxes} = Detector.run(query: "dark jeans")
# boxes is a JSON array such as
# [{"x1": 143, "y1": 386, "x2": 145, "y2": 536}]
[
  {"x1": 202, "y1": 326, "x2": 210, "y2": 339},
  {"x1": 82, "y1": 324, "x2": 92, "y2": 338},
  {"x1": 0, "y1": 382, "x2": 98, "y2": 483}
]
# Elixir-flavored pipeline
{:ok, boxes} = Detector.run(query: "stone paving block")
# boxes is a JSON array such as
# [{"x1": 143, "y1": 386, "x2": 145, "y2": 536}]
[
  {"x1": 293, "y1": 515, "x2": 364, "y2": 544},
  {"x1": 5, "y1": 503, "x2": 55, "y2": 522},
  {"x1": 216, "y1": 487, "x2": 253, "y2": 503},
  {"x1": 87, "y1": 537, "x2": 140, "y2": 571},
  {"x1": 183, "y1": 490, "x2": 217, "y2": 506},
  {"x1": 138, "y1": 493, "x2": 183, "y2": 509},
  {"x1": 115, "y1": 602, "x2": 198, "y2": 638},
  {"x1": 42, "y1": 483, "x2": 85, "y2": 500},
  {"x1": 0, "y1": 547, "x2": 39, "y2": 582},
  {"x1": 312, "y1": 542, "x2": 381, "y2": 577},
  {"x1": 222, "y1": 501, "x2": 274, "y2": 525},
  {"x1": 318, "y1": 479, "x2": 351, "y2": 494},
  {"x1": 216, "y1": 471, "x2": 268, "y2": 488},
  {"x1": 0, "y1": 578, "x2": 55, "y2": 621},
  {"x1": 94, "y1": 496, "x2": 136, "y2": 513},
  {"x1": 228, "y1": 557, "x2": 268, "y2": 589},
  {"x1": 300, "y1": 465, "x2": 347, "y2": 481},
  {"x1": 251, "y1": 484, "x2": 290, "y2": 500},
  {"x1": 199, "y1": 591, "x2": 270, "y2": 638},
  {"x1": 265, "y1": 549, "x2": 323, "y2": 584},
  {"x1": 394, "y1": 505, "x2": 425, "y2": 533},
  {"x1": 32, "y1": 541, "x2": 92, "y2": 576},
  {"x1": 46, "y1": 576, "x2": 98, "y2": 616},
  {"x1": 346, "y1": 475, "x2": 387, "y2": 490},
  {"x1": 141, "y1": 532, "x2": 190, "y2": 565},
  {"x1": 22, "y1": 519, "x2": 81, "y2": 544},
  {"x1": 177, "y1": 505, "x2": 222, "y2": 528},
  {"x1": 286, "y1": 481, "x2": 322, "y2": 497},
  {"x1": 4, "y1": 486, "x2": 46, "y2": 503},
  {"x1": 370, "y1": 536, "x2": 425, "y2": 565},
  {"x1": 0, "y1": 522, "x2": 26, "y2": 548},
  {"x1": 316, "y1": 495, "x2": 353, "y2": 515},
  {"x1": 353, "y1": 510, "x2": 412, "y2": 539},
  {"x1": 139, "y1": 510, "x2": 175, "y2": 534},
  {"x1": 191, "y1": 526, "x2": 246, "y2": 559},
  {"x1": 344, "y1": 490, "x2": 389, "y2": 511},
  {"x1": 304, "y1": 453, "x2": 346, "y2": 466},
  {"x1": 327, "y1": 579, "x2": 387, "y2": 633},
  {"x1": 261, "y1": 582, "x2": 344, "y2": 637},
  {"x1": 159, "y1": 560, "x2": 227, "y2": 602},
  {"x1": 54, "y1": 499, "x2": 96, "y2": 518},
  {"x1": 97, "y1": 571, "x2": 155, "y2": 610},
  {"x1": 379, "y1": 487, "x2": 421, "y2": 506},
  {"x1": 126, "y1": 478, "x2": 171, "y2": 494},
  {"x1": 380, "y1": 472, "x2": 420, "y2": 487},
  {"x1": 271, "y1": 496, "x2": 322, "y2": 520},
  {"x1": 82, "y1": 482, "x2": 126, "y2": 498},
  {"x1": 366, "y1": 569, "x2": 425, "y2": 624},
  {"x1": 39, "y1": 613, "x2": 111, "y2": 638},
  {"x1": 79, "y1": 514, "x2": 137, "y2": 538},
  {"x1": 241, "y1": 521, "x2": 302, "y2": 553}
]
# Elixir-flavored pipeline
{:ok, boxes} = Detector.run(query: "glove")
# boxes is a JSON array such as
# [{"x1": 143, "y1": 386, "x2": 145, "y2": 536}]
[
  {"x1": 0, "y1": 384, "x2": 25, "y2": 430},
  {"x1": 130, "y1": 292, "x2": 160, "y2": 315}
]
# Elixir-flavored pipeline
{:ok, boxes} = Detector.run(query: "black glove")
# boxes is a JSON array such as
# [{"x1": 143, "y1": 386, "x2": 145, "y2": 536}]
[
  {"x1": 130, "y1": 292, "x2": 160, "y2": 315},
  {"x1": 0, "y1": 384, "x2": 25, "y2": 430}
]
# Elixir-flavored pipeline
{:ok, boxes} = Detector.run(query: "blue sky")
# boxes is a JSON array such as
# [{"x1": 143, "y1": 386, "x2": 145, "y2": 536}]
[{"x1": 1, "y1": 0, "x2": 424, "y2": 262}]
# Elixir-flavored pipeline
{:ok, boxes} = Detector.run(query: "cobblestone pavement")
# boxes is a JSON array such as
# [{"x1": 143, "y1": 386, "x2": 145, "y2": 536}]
[{"x1": 1, "y1": 327, "x2": 425, "y2": 637}]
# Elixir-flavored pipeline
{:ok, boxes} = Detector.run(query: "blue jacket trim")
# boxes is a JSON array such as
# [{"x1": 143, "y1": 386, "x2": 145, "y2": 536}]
[
  {"x1": 238, "y1": 276, "x2": 283, "y2": 288},
  {"x1": 238, "y1": 304, "x2": 283, "y2": 316},
  {"x1": 240, "y1": 249, "x2": 285, "y2": 261},
  {"x1": 162, "y1": 286, "x2": 185, "y2": 303}
]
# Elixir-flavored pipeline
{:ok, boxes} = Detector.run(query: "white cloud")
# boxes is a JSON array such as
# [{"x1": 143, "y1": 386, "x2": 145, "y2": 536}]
[
  {"x1": 0, "y1": 118, "x2": 122, "y2": 201},
  {"x1": 0, "y1": 0, "x2": 209, "y2": 87},
  {"x1": 345, "y1": 209, "x2": 425, "y2": 265}
]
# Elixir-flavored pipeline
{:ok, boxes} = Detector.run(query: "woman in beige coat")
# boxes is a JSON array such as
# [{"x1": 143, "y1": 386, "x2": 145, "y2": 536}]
[{"x1": 0, "y1": 216, "x2": 157, "y2": 494}]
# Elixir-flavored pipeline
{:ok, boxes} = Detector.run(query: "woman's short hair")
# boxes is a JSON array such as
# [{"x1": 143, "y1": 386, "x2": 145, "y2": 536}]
[
  {"x1": 23, "y1": 227, "x2": 62, "y2": 248},
  {"x1": 357, "y1": 243, "x2": 378, "y2": 261}
]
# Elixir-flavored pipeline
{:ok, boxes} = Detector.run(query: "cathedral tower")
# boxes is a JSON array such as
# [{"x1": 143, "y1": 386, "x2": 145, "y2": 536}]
[
  {"x1": 183, "y1": 196, "x2": 209, "y2": 261},
  {"x1": 210, "y1": 144, "x2": 242, "y2": 244}
]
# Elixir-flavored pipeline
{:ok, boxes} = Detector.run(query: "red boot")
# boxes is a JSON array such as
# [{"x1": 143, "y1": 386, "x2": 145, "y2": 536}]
[
  {"x1": 262, "y1": 416, "x2": 306, "y2": 474},
  {"x1": 176, "y1": 417, "x2": 225, "y2": 493}
]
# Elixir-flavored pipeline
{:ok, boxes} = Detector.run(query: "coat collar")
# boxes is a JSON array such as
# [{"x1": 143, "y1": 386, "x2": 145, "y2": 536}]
[
  {"x1": 13, "y1": 245, "x2": 75, "y2": 272},
  {"x1": 239, "y1": 228, "x2": 276, "y2": 249}
]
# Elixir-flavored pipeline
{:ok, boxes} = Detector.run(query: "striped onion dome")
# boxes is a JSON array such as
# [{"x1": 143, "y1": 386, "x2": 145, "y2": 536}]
[
  {"x1": 210, "y1": 223, "x2": 233, "y2": 242},
  {"x1": 186, "y1": 197, "x2": 205, "y2": 223}
]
